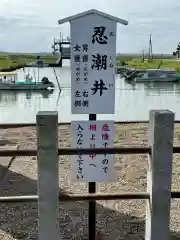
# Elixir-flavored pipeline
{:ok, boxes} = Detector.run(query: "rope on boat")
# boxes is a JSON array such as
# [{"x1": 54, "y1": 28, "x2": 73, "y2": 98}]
[
  {"x1": 53, "y1": 67, "x2": 61, "y2": 92},
  {"x1": 55, "y1": 91, "x2": 61, "y2": 108}
]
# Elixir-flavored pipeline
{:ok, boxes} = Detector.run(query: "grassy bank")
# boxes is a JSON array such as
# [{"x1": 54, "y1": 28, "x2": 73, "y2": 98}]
[
  {"x1": 116, "y1": 56, "x2": 180, "y2": 71},
  {"x1": 0, "y1": 53, "x2": 58, "y2": 71},
  {"x1": 0, "y1": 53, "x2": 179, "y2": 72}
]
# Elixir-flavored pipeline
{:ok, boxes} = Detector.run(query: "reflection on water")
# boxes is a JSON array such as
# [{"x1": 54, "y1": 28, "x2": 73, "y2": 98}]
[
  {"x1": 0, "y1": 90, "x2": 54, "y2": 104},
  {"x1": 0, "y1": 92, "x2": 17, "y2": 105},
  {"x1": 1, "y1": 66, "x2": 180, "y2": 123},
  {"x1": 144, "y1": 82, "x2": 178, "y2": 96}
]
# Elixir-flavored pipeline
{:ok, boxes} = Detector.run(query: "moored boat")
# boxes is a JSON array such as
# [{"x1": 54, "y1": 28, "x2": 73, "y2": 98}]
[
  {"x1": 133, "y1": 69, "x2": 180, "y2": 83},
  {"x1": 0, "y1": 72, "x2": 55, "y2": 90},
  {"x1": 122, "y1": 68, "x2": 147, "y2": 81}
]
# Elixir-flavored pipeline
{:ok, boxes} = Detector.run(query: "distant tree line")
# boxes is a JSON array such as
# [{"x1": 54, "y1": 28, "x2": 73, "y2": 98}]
[{"x1": 173, "y1": 42, "x2": 180, "y2": 58}]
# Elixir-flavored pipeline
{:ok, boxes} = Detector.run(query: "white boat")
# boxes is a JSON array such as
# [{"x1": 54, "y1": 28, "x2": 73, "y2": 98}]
[{"x1": 0, "y1": 72, "x2": 55, "y2": 90}]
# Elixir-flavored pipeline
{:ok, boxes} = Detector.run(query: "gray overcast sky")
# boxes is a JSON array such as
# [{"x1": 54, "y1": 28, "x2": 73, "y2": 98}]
[{"x1": 0, "y1": 0, "x2": 179, "y2": 53}]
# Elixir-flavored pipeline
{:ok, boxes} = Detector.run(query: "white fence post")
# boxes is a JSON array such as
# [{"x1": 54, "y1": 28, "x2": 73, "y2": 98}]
[
  {"x1": 36, "y1": 111, "x2": 59, "y2": 240},
  {"x1": 145, "y1": 110, "x2": 174, "y2": 240}
]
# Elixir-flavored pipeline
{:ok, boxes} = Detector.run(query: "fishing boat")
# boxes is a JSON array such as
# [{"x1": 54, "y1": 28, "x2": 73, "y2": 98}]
[
  {"x1": 0, "y1": 72, "x2": 55, "y2": 90},
  {"x1": 133, "y1": 69, "x2": 180, "y2": 83},
  {"x1": 123, "y1": 68, "x2": 147, "y2": 81}
]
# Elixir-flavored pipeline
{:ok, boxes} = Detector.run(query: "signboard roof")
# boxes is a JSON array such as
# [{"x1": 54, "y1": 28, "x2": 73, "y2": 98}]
[{"x1": 58, "y1": 9, "x2": 128, "y2": 26}]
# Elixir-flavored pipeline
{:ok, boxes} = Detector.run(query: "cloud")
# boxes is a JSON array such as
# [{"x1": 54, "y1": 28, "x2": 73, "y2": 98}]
[{"x1": 0, "y1": 0, "x2": 179, "y2": 53}]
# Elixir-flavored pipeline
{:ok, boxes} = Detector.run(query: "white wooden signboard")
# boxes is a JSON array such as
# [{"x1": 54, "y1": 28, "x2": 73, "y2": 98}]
[
  {"x1": 70, "y1": 14, "x2": 116, "y2": 114},
  {"x1": 71, "y1": 120, "x2": 115, "y2": 182}
]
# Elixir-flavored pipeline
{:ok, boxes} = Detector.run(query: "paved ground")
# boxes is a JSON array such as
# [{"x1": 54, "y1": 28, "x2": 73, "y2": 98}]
[{"x1": 0, "y1": 123, "x2": 179, "y2": 239}]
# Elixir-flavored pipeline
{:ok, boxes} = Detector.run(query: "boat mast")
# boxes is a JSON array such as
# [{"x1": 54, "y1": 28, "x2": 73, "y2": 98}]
[
  {"x1": 141, "y1": 49, "x2": 145, "y2": 62},
  {"x1": 148, "y1": 33, "x2": 153, "y2": 60}
]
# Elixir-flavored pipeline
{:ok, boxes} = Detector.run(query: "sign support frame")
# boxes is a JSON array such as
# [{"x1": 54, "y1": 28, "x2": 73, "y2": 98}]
[{"x1": 89, "y1": 113, "x2": 96, "y2": 239}]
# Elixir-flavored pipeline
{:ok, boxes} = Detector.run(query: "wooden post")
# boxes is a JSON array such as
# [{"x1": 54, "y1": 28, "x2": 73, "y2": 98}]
[
  {"x1": 36, "y1": 111, "x2": 59, "y2": 240},
  {"x1": 89, "y1": 114, "x2": 96, "y2": 239},
  {"x1": 146, "y1": 110, "x2": 174, "y2": 240}
]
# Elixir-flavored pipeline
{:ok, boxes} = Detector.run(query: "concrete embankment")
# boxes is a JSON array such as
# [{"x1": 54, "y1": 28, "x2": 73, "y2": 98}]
[{"x1": 0, "y1": 64, "x2": 26, "y2": 72}]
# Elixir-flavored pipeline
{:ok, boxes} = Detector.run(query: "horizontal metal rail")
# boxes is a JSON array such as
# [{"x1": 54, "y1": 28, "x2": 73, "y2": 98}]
[
  {"x1": 0, "y1": 147, "x2": 179, "y2": 157},
  {"x1": 0, "y1": 147, "x2": 150, "y2": 156},
  {"x1": 0, "y1": 195, "x2": 38, "y2": 203},
  {"x1": 0, "y1": 120, "x2": 180, "y2": 128},
  {"x1": 57, "y1": 147, "x2": 152, "y2": 155},
  {"x1": 0, "y1": 192, "x2": 179, "y2": 203}
]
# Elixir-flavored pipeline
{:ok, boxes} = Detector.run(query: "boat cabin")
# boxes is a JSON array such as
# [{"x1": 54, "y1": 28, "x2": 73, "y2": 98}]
[{"x1": 0, "y1": 72, "x2": 18, "y2": 84}]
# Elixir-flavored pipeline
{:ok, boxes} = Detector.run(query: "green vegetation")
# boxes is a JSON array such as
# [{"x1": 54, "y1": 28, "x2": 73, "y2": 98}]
[
  {"x1": 116, "y1": 56, "x2": 180, "y2": 72},
  {"x1": 0, "y1": 53, "x2": 58, "y2": 70},
  {"x1": 1, "y1": 52, "x2": 180, "y2": 73}
]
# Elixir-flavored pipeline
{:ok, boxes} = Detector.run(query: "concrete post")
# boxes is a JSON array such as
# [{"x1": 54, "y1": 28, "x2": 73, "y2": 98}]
[
  {"x1": 36, "y1": 111, "x2": 59, "y2": 240},
  {"x1": 145, "y1": 110, "x2": 174, "y2": 240}
]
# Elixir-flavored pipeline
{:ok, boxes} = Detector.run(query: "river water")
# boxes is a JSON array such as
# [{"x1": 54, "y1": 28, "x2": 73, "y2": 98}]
[{"x1": 0, "y1": 60, "x2": 180, "y2": 123}]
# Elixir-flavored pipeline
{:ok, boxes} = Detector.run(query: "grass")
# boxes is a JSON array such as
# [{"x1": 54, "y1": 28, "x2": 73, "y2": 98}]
[
  {"x1": 0, "y1": 52, "x2": 179, "y2": 72},
  {"x1": 0, "y1": 53, "x2": 58, "y2": 70},
  {"x1": 116, "y1": 56, "x2": 180, "y2": 72}
]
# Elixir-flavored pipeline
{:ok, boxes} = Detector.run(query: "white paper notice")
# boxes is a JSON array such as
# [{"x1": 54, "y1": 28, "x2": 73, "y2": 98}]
[{"x1": 71, "y1": 120, "x2": 115, "y2": 182}]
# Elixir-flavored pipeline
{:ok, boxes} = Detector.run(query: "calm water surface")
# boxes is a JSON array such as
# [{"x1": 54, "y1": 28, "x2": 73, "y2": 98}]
[{"x1": 1, "y1": 60, "x2": 180, "y2": 123}]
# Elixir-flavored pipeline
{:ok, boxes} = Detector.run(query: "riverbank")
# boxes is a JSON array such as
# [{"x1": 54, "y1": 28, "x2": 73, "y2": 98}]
[
  {"x1": 0, "y1": 54, "x2": 58, "y2": 72},
  {"x1": 0, "y1": 52, "x2": 178, "y2": 72},
  {"x1": 0, "y1": 123, "x2": 179, "y2": 239},
  {"x1": 116, "y1": 56, "x2": 180, "y2": 71},
  {"x1": 0, "y1": 53, "x2": 178, "y2": 72}
]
